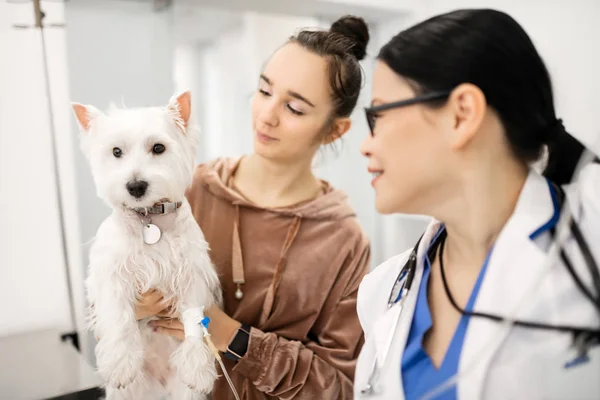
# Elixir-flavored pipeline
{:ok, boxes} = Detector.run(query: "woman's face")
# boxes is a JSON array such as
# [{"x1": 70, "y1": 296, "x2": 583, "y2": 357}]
[
  {"x1": 251, "y1": 43, "x2": 336, "y2": 162},
  {"x1": 361, "y1": 61, "x2": 454, "y2": 215}
]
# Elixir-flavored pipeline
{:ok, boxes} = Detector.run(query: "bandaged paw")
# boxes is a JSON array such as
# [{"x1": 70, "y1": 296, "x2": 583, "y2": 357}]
[{"x1": 182, "y1": 307, "x2": 205, "y2": 338}]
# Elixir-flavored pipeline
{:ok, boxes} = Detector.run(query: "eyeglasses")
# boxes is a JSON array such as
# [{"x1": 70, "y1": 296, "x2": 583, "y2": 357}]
[{"x1": 364, "y1": 91, "x2": 451, "y2": 136}]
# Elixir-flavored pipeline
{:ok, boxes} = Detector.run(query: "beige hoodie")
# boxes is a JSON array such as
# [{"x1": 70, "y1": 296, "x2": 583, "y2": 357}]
[{"x1": 185, "y1": 157, "x2": 370, "y2": 400}]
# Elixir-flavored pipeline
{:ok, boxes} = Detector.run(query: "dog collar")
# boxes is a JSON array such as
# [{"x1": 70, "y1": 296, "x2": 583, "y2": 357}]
[{"x1": 133, "y1": 201, "x2": 182, "y2": 216}]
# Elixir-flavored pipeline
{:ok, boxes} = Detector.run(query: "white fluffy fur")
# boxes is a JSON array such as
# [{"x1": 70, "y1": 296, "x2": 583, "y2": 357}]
[{"x1": 73, "y1": 91, "x2": 222, "y2": 400}]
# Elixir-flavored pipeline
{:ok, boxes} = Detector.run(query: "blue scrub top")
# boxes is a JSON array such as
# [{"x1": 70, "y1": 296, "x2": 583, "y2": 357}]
[
  {"x1": 401, "y1": 180, "x2": 560, "y2": 400},
  {"x1": 401, "y1": 227, "x2": 491, "y2": 400}
]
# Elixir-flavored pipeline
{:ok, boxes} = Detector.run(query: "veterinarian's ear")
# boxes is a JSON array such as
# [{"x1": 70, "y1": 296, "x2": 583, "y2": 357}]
[
  {"x1": 71, "y1": 103, "x2": 102, "y2": 132},
  {"x1": 167, "y1": 90, "x2": 192, "y2": 130}
]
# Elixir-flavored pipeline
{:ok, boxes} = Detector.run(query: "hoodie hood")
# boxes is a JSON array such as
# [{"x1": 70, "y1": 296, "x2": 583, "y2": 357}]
[
  {"x1": 189, "y1": 156, "x2": 361, "y2": 328},
  {"x1": 201, "y1": 157, "x2": 356, "y2": 221}
]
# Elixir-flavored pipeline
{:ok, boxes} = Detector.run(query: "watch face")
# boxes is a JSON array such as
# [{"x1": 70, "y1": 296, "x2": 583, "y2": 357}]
[{"x1": 226, "y1": 325, "x2": 250, "y2": 361}]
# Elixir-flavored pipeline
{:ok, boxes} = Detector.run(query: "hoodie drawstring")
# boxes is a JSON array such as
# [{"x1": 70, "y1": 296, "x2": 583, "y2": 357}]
[
  {"x1": 257, "y1": 215, "x2": 302, "y2": 326},
  {"x1": 232, "y1": 205, "x2": 245, "y2": 299},
  {"x1": 231, "y1": 205, "x2": 303, "y2": 326}
]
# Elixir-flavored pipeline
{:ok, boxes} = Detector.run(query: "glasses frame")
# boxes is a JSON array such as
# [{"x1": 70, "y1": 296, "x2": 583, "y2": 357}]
[{"x1": 364, "y1": 91, "x2": 452, "y2": 136}]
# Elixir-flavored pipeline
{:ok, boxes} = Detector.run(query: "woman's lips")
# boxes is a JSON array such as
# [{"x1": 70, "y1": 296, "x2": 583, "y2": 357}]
[
  {"x1": 368, "y1": 168, "x2": 383, "y2": 186},
  {"x1": 256, "y1": 131, "x2": 279, "y2": 143}
]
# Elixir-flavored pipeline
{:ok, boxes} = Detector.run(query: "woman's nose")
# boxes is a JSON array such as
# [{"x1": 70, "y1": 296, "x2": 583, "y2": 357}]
[
  {"x1": 258, "y1": 100, "x2": 279, "y2": 127},
  {"x1": 360, "y1": 134, "x2": 373, "y2": 158}
]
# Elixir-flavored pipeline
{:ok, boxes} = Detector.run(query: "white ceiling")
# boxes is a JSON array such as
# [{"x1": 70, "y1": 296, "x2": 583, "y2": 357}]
[
  {"x1": 172, "y1": 0, "x2": 409, "y2": 45},
  {"x1": 172, "y1": 4, "x2": 244, "y2": 44},
  {"x1": 179, "y1": 0, "x2": 409, "y2": 22}
]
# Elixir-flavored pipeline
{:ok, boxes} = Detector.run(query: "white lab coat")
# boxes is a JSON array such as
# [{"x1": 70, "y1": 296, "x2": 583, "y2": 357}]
[{"x1": 355, "y1": 163, "x2": 600, "y2": 400}]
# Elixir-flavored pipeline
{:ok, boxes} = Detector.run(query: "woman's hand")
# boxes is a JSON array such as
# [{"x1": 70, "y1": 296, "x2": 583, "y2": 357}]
[
  {"x1": 150, "y1": 305, "x2": 241, "y2": 352},
  {"x1": 150, "y1": 318, "x2": 185, "y2": 341},
  {"x1": 135, "y1": 289, "x2": 172, "y2": 320}
]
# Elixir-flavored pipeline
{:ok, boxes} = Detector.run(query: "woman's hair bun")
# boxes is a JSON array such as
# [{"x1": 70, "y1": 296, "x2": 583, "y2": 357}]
[{"x1": 330, "y1": 15, "x2": 370, "y2": 60}]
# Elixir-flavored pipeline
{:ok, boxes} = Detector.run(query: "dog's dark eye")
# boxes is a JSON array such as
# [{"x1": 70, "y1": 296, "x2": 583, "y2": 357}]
[
  {"x1": 152, "y1": 143, "x2": 166, "y2": 155},
  {"x1": 113, "y1": 147, "x2": 122, "y2": 158}
]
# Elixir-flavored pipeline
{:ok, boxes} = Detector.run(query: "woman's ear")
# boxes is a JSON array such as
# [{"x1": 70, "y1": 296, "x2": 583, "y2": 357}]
[
  {"x1": 323, "y1": 117, "x2": 352, "y2": 144},
  {"x1": 446, "y1": 83, "x2": 487, "y2": 150}
]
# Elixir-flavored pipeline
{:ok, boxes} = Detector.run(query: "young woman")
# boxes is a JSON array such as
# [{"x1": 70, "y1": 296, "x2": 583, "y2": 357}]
[
  {"x1": 138, "y1": 16, "x2": 372, "y2": 399},
  {"x1": 355, "y1": 9, "x2": 600, "y2": 400}
]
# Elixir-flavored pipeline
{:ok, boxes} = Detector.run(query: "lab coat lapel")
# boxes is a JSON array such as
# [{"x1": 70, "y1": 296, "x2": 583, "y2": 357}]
[
  {"x1": 458, "y1": 170, "x2": 557, "y2": 399},
  {"x1": 371, "y1": 221, "x2": 443, "y2": 397},
  {"x1": 371, "y1": 303, "x2": 403, "y2": 367}
]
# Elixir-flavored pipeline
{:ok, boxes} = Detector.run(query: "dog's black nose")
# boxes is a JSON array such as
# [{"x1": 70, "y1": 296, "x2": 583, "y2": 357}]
[{"x1": 126, "y1": 180, "x2": 149, "y2": 198}]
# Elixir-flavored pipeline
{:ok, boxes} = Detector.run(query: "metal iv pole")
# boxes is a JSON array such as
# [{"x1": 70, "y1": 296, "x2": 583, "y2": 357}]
[{"x1": 11, "y1": 0, "x2": 80, "y2": 350}]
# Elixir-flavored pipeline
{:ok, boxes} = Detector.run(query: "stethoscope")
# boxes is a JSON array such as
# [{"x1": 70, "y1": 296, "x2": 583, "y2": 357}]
[
  {"x1": 358, "y1": 234, "x2": 430, "y2": 397},
  {"x1": 360, "y1": 182, "x2": 600, "y2": 397}
]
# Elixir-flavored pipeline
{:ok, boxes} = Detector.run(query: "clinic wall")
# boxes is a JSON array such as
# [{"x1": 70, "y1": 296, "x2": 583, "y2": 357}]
[
  {"x1": 0, "y1": 2, "x2": 83, "y2": 337},
  {"x1": 199, "y1": 24, "x2": 252, "y2": 161},
  {"x1": 173, "y1": 43, "x2": 206, "y2": 162}
]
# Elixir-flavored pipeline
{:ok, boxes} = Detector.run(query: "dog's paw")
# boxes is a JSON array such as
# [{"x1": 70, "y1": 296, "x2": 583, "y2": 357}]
[
  {"x1": 171, "y1": 337, "x2": 217, "y2": 395},
  {"x1": 97, "y1": 341, "x2": 145, "y2": 389},
  {"x1": 168, "y1": 379, "x2": 210, "y2": 400},
  {"x1": 107, "y1": 353, "x2": 145, "y2": 389}
]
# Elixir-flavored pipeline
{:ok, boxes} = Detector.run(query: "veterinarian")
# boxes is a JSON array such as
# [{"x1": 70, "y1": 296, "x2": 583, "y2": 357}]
[
  {"x1": 354, "y1": 9, "x2": 600, "y2": 400},
  {"x1": 138, "y1": 15, "x2": 371, "y2": 400}
]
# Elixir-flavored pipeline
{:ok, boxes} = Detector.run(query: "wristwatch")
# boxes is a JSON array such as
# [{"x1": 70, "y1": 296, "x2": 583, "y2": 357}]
[{"x1": 224, "y1": 324, "x2": 250, "y2": 362}]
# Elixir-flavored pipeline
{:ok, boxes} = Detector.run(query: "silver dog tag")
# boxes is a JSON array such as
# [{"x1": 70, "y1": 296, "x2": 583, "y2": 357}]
[{"x1": 143, "y1": 224, "x2": 161, "y2": 245}]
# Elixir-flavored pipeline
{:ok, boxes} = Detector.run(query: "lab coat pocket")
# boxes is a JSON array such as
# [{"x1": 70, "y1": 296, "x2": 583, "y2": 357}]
[
  {"x1": 486, "y1": 329, "x2": 600, "y2": 400},
  {"x1": 543, "y1": 340, "x2": 600, "y2": 400},
  {"x1": 485, "y1": 332, "x2": 571, "y2": 400}
]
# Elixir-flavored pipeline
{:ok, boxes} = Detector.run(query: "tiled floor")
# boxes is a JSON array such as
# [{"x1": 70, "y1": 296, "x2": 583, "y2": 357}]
[{"x1": 0, "y1": 329, "x2": 102, "y2": 400}]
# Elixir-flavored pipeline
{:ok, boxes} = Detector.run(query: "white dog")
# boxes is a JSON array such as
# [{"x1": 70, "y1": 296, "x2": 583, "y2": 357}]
[{"x1": 72, "y1": 91, "x2": 222, "y2": 400}]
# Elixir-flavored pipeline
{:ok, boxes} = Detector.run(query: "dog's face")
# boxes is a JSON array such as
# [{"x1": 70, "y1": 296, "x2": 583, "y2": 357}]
[{"x1": 72, "y1": 91, "x2": 198, "y2": 209}]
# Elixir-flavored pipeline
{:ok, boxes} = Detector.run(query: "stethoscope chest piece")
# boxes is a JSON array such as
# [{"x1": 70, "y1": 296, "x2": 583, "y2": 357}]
[
  {"x1": 360, "y1": 383, "x2": 373, "y2": 396},
  {"x1": 388, "y1": 251, "x2": 418, "y2": 308}
]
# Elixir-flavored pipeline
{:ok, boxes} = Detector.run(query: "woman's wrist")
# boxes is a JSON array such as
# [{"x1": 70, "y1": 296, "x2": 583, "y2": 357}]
[
  {"x1": 221, "y1": 320, "x2": 242, "y2": 350},
  {"x1": 204, "y1": 306, "x2": 241, "y2": 352}
]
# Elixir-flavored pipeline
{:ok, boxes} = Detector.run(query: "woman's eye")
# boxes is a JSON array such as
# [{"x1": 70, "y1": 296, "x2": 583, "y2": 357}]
[
  {"x1": 152, "y1": 143, "x2": 166, "y2": 155},
  {"x1": 259, "y1": 88, "x2": 271, "y2": 96},
  {"x1": 113, "y1": 147, "x2": 122, "y2": 158},
  {"x1": 287, "y1": 104, "x2": 304, "y2": 116}
]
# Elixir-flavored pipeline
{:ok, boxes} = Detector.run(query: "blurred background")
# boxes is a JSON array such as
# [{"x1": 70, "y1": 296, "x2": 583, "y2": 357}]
[{"x1": 0, "y1": 0, "x2": 599, "y2": 398}]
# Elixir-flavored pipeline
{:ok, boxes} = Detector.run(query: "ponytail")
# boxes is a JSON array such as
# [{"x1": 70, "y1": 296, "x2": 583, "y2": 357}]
[{"x1": 542, "y1": 119, "x2": 586, "y2": 185}]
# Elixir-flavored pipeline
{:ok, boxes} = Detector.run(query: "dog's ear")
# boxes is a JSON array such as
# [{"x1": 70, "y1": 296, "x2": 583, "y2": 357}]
[
  {"x1": 167, "y1": 90, "x2": 192, "y2": 132},
  {"x1": 71, "y1": 103, "x2": 102, "y2": 132}
]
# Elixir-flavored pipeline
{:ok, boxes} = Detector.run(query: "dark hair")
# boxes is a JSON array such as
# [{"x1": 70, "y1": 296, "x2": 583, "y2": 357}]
[
  {"x1": 379, "y1": 9, "x2": 585, "y2": 184},
  {"x1": 289, "y1": 15, "x2": 369, "y2": 121}
]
